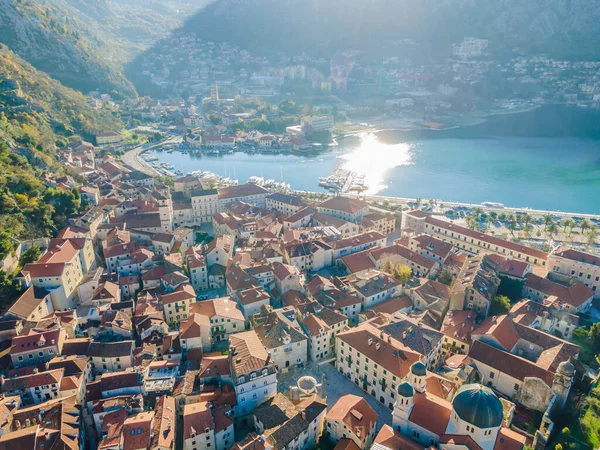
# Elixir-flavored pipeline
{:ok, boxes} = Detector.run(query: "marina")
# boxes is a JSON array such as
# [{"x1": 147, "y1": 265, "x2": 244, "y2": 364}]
[{"x1": 319, "y1": 168, "x2": 368, "y2": 193}]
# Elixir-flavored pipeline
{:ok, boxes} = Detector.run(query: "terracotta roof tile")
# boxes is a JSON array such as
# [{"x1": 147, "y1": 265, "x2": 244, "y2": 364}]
[{"x1": 326, "y1": 394, "x2": 377, "y2": 439}]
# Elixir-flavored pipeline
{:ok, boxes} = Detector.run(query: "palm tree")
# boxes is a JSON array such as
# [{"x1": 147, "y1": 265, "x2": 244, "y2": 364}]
[
  {"x1": 508, "y1": 222, "x2": 517, "y2": 237},
  {"x1": 523, "y1": 214, "x2": 533, "y2": 228},
  {"x1": 466, "y1": 216, "x2": 478, "y2": 230},
  {"x1": 486, "y1": 215, "x2": 494, "y2": 231},
  {"x1": 543, "y1": 215, "x2": 554, "y2": 231},
  {"x1": 507, "y1": 213, "x2": 515, "y2": 223},
  {"x1": 587, "y1": 224, "x2": 598, "y2": 247},
  {"x1": 498, "y1": 213, "x2": 506, "y2": 221},
  {"x1": 562, "y1": 219, "x2": 574, "y2": 234},
  {"x1": 580, "y1": 219, "x2": 590, "y2": 233},
  {"x1": 547, "y1": 223, "x2": 558, "y2": 239},
  {"x1": 555, "y1": 219, "x2": 562, "y2": 232},
  {"x1": 489, "y1": 211, "x2": 498, "y2": 221}
]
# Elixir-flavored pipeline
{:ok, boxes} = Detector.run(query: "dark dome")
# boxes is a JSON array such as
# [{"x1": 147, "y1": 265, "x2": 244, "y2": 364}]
[
  {"x1": 397, "y1": 382, "x2": 414, "y2": 397},
  {"x1": 410, "y1": 361, "x2": 426, "y2": 377},
  {"x1": 452, "y1": 384, "x2": 503, "y2": 429}
]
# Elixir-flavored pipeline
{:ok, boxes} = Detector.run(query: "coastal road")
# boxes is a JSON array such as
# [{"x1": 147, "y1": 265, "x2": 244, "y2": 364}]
[
  {"x1": 345, "y1": 193, "x2": 600, "y2": 221},
  {"x1": 121, "y1": 137, "x2": 182, "y2": 176}
]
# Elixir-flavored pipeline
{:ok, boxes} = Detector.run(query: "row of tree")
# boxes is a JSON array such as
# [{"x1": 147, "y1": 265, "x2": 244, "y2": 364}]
[{"x1": 465, "y1": 209, "x2": 598, "y2": 246}]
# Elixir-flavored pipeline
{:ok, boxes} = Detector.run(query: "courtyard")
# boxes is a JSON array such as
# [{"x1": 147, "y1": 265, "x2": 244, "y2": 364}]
[{"x1": 277, "y1": 359, "x2": 393, "y2": 428}]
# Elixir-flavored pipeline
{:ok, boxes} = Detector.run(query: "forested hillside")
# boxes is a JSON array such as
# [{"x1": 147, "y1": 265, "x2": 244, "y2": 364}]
[
  {"x1": 0, "y1": 45, "x2": 119, "y2": 244},
  {"x1": 0, "y1": 44, "x2": 122, "y2": 153}
]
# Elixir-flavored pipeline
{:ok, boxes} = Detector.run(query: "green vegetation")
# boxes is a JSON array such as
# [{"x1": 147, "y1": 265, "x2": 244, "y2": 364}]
[
  {"x1": 571, "y1": 327, "x2": 600, "y2": 367},
  {"x1": 0, "y1": 46, "x2": 118, "y2": 235},
  {"x1": 0, "y1": 42, "x2": 124, "y2": 306},
  {"x1": 490, "y1": 295, "x2": 511, "y2": 315},
  {"x1": 0, "y1": 141, "x2": 85, "y2": 239},
  {"x1": 224, "y1": 98, "x2": 335, "y2": 136},
  {"x1": 155, "y1": 175, "x2": 174, "y2": 187},
  {"x1": 0, "y1": 230, "x2": 14, "y2": 261},
  {"x1": 0, "y1": 270, "x2": 19, "y2": 310},
  {"x1": 18, "y1": 245, "x2": 41, "y2": 267},
  {"x1": 437, "y1": 270, "x2": 454, "y2": 286},
  {"x1": 0, "y1": 0, "x2": 136, "y2": 95},
  {"x1": 0, "y1": 44, "x2": 123, "y2": 149},
  {"x1": 381, "y1": 261, "x2": 412, "y2": 284},
  {"x1": 580, "y1": 382, "x2": 600, "y2": 449},
  {"x1": 497, "y1": 277, "x2": 524, "y2": 302}
]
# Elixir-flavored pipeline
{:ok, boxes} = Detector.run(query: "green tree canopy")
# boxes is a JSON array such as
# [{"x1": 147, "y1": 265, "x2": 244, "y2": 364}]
[{"x1": 491, "y1": 295, "x2": 511, "y2": 315}]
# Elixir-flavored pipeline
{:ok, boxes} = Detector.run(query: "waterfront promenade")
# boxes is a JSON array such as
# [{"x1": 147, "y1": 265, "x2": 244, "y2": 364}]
[
  {"x1": 121, "y1": 137, "x2": 182, "y2": 176},
  {"x1": 123, "y1": 141, "x2": 600, "y2": 222}
]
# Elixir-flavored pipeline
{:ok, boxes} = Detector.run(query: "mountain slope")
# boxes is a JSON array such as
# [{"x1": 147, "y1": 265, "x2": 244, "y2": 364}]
[
  {"x1": 0, "y1": 0, "x2": 135, "y2": 95},
  {"x1": 178, "y1": 0, "x2": 600, "y2": 58},
  {"x1": 0, "y1": 44, "x2": 122, "y2": 152},
  {"x1": 0, "y1": 43, "x2": 122, "y2": 246}
]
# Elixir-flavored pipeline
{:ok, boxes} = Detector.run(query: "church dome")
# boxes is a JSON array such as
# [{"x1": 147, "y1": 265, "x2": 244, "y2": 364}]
[
  {"x1": 397, "y1": 382, "x2": 414, "y2": 397},
  {"x1": 410, "y1": 361, "x2": 426, "y2": 377},
  {"x1": 452, "y1": 384, "x2": 503, "y2": 429},
  {"x1": 557, "y1": 359, "x2": 575, "y2": 376}
]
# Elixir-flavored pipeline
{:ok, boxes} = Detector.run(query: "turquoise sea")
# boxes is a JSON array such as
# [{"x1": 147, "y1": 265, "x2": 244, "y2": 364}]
[{"x1": 148, "y1": 105, "x2": 600, "y2": 214}]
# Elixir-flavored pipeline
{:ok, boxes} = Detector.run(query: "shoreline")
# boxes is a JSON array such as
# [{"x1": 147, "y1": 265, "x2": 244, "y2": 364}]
[
  {"x1": 127, "y1": 146, "x2": 600, "y2": 218},
  {"x1": 128, "y1": 143, "x2": 600, "y2": 219},
  {"x1": 335, "y1": 103, "x2": 543, "y2": 138},
  {"x1": 124, "y1": 104, "x2": 600, "y2": 219},
  {"x1": 340, "y1": 192, "x2": 600, "y2": 221}
]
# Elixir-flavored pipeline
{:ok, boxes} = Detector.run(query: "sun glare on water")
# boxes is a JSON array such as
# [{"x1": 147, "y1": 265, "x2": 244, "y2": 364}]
[{"x1": 340, "y1": 133, "x2": 414, "y2": 194}]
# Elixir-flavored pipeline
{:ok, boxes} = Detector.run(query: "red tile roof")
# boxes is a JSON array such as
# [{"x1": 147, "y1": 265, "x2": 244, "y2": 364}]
[
  {"x1": 160, "y1": 283, "x2": 196, "y2": 305},
  {"x1": 425, "y1": 216, "x2": 548, "y2": 260},
  {"x1": 468, "y1": 340, "x2": 554, "y2": 386},
  {"x1": 327, "y1": 394, "x2": 377, "y2": 439},
  {"x1": 553, "y1": 248, "x2": 600, "y2": 266},
  {"x1": 525, "y1": 274, "x2": 594, "y2": 308},
  {"x1": 374, "y1": 424, "x2": 424, "y2": 450},
  {"x1": 218, "y1": 183, "x2": 269, "y2": 200},
  {"x1": 318, "y1": 197, "x2": 368, "y2": 215},
  {"x1": 472, "y1": 315, "x2": 521, "y2": 351},
  {"x1": 123, "y1": 411, "x2": 154, "y2": 450},
  {"x1": 409, "y1": 391, "x2": 452, "y2": 436},
  {"x1": 183, "y1": 401, "x2": 214, "y2": 439}
]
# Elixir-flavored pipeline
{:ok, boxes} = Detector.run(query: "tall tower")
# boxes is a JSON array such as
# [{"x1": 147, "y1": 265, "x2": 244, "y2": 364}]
[
  {"x1": 157, "y1": 192, "x2": 174, "y2": 231},
  {"x1": 552, "y1": 358, "x2": 575, "y2": 409},
  {"x1": 409, "y1": 361, "x2": 427, "y2": 393},
  {"x1": 392, "y1": 382, "x2": 414, "y2": 434},
  {"x1": 210, "y1": 81, "x2": 219, "y2": 104}
]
